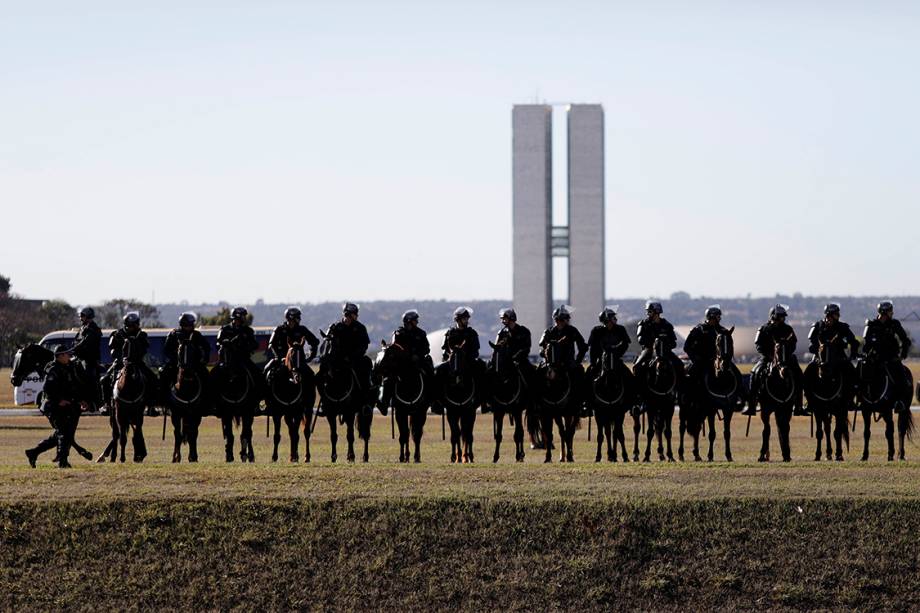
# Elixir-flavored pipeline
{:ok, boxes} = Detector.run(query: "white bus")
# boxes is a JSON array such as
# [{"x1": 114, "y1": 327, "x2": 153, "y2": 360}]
[{"x1": 13, "y1": 327, "x2": 275, "y2": 406}]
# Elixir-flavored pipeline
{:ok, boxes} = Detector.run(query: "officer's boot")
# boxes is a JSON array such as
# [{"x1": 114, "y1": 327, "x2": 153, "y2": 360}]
[
  {"x1": 742, "y1": 371, "x2": 759, "y2": 416},
  {"x1": 56, "y1": 436, "x2": 72, "y2": 469}
]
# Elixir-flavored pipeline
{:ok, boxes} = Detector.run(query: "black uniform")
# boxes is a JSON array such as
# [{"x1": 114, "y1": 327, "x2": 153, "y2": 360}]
[
  {"x1": 633, "y1": 317, "x2": 683, "y2": 382},
  {"x1": 863, "y1": 317, "x2": 913, "y2": 398},
  {"x1": 750, "y1": 320, "x2": 804, "y2": 411},
  {"x1": 493, "y1": 324, "x2": 533, "y2": 366},
  {"x1": 683, "y1": 322, "x2": 727, "y2": 377},
  {"x1": 538, "y1": 324, "x2": 588, "y2": 399},
  {"x1": 378, "y1": 325, "x2": 433, "y2": 412},
  {"x1": 104, "y1": 327, "x2": 157, "y2": 403},
  {"x1": 320, "y1": 319, "x2": 373, "y2": 398},
  {"x1": 441, "y1": 326, "x2": 482, "y2": 364},
  {"x1": 585, "y1": 323, "x2": 631, "y2": 380},
  {"x1": 216, "y1": 323, "x2": 263, "y2": 385},
  {"x1": 30, "y1": 361, "x2": 85, "y2": 467},
  {"x1": 72, "y1": 320, "x2": 102, "y2": 406},
  {"x1": 162, "y1": 328, "x2": 212, "y2": 384},
  {"x1": 392, "y1": 325, "x2": 432, "y2": 367},
  {"x1": 269, "y1": 324, "x2": 319, "y2": 364}
]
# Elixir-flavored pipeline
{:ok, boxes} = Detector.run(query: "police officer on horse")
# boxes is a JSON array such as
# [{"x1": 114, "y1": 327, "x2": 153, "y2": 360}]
[
  {"x1": 72, "y1": 306, "x2": 102, "y2": 409},
  {"x1": 862, "y1": 300, "x2": 913, "y2": 402},
  {"x1": 746, "y1": 304, "x2": 804, "y2": 416}
]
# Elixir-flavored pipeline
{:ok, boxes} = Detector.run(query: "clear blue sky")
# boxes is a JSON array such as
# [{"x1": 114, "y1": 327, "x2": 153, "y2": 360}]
[{"x1": 2, "y1": 1, "x2": 918, "y2": 305}]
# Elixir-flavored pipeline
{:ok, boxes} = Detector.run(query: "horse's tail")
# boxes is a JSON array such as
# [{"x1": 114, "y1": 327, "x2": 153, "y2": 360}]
[
  {"x1": 525, "y1": 410, "x2": 541, "y2": 440},
  {"x1": 899, "y1": 409, "x2": 914, "y2": 441}
]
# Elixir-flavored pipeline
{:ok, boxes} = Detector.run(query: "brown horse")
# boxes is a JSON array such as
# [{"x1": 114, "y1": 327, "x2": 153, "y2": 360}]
[
  {"x1": 112, "y1": 345, "x2": 149, "y2": 463},
  {"x1": 266, "y1": 341, "x2": 316, "y2": 462}
]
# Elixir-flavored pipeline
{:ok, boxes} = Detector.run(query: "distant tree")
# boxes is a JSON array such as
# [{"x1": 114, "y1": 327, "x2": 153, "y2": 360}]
[
  {"x1": 40, "y1": 300, "x2": 76, "y2": 330},
  {"x1": 96, "y1": 298, "x2": 162, "y2": 328},
  {"x1": 0, "y1": 274, "x2": 10, "y2": 298},
  {"x1": 200, "y1": 307, "x2": 253, "y2": 327}
]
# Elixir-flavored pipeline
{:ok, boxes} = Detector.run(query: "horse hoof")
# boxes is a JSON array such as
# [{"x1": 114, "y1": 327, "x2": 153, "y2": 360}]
[
  {"x1": 835, "y1": 456, "x2": 844, "y2": 462},
  {"x1": 290, "y1": 456, "x2": 298, "y2": 463},
  {"x1": 96, "y1": 455, "x2": 107, "y2": 464},
  {"x1": 133, "y1": 455, "x2": 146, "y2": 463},
  {"x1": 331, "y1": 455, "x2": 337, "y2": 464},
  {"x1": 860, "y1": 455, "x2": 869, "y2": 462},
  {"x1": 622, "y1": 456, "x2": 629, "y2": 463},
  {"x1": 362, "y1": 454, "x2": 369, "y2": 463},
  {"x1": 493, "y1": 454, "x2": 500, "y2": 463},
  {"x1": 725, "y1": 455, "x2": 733, "y2": 463},
  {"x1": 347, "y1": 453, "x2": 355, "y2": 463},
  {"x1": 757, "y1": 456, "x2": 768, "y2": 463},
  {"x1": 414, "y1": 457, "x2": 421, "y2": 464},
  {"x1": 595, "y1": 455, "x2": 602, "y2": 463},
  {"x1": 544, "y1": 456, "x2": 552, "y2": 463},
  {"x1": 667, "y1": 457, "x2": 675, "y2": 463},
  {"x1": 888, "y1": 455, "x2": 894, "y2": 462},
  {"x1": 782, "y1": 457, "x2": 791, "y2": 463},
  {"x1": 643, "y1": 457, "x2": 650, "y2": 463}
]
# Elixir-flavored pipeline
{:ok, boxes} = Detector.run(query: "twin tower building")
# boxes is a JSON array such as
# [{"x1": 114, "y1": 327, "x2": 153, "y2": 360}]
[{"x1": 512, "y1": 103, "x2": 605, "y2": 335}]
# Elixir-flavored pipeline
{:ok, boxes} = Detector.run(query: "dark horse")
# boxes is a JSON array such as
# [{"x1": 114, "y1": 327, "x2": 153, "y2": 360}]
[
  {"x1": 680, "y1": 327, "x2": 745, "y2": 462},
  {"x1": 803, "y1": 337, "x2": 851, "y2": 461},
  {"x1": 317, "y1": 330, "x2": 373, "y2": 463},
  {"x1": 486, "y1": 340, "x2": 529, "y2": 463},
  {"x1": 165, "y1": 336, "x2": 210, "y2": 463},
  {"x1": 11, "y1": 344, "x2": 93, "y2": 462},
  {"x1": 585, "y1": 344, "x2": 635, "y2": 462},
  {"x1": 210, "y1": 341, "x2": 262, "y2": 463},
  {"x1": 265, "y1": 341, "x2": 316, "y2": 462},
  {"x1": 108, "y1": 337, "x2": 150, "y2": 463},
  {"x1": 755, "y1": 338, "x2": 797, "y2": 462},
  {"x1": 533, "y1": 340, "x2": 581, "y2": 463},
  {"x1": 440, "y1": 343, "x2": 480, "y2": 463},
  {"x1": 856, "y1": 349, "x2": 914, "y2": 461},
  {"x1": 636, "y1": 336, "x2": 682, "y2": 462},
  {"x1": 374, "y1": 341, "x2": 429, "y2": 463}
]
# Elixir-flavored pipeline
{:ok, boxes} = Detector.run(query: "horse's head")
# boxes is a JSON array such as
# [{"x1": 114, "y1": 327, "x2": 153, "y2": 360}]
[
  {"x1": 284, "y1": 341, "x2": 306, "y2": 383},
  {"x1": 600, "y1": 344, "x2": 618, "y2": 375},
  {"x1": 319, "y1": 329, "x2": 340, "y2": 368},
  {"x1": 490, "y1": 340, "x2": 514, "y2": 376},
  {"x1": 715, "y1": 327, "x2": 735, "y2": 374},
  {"x1": 543, "y1": 339, "x2": 567, "y2": 380},
  {"x1": 447, "y1": 340, "x2": 467, "y2": 376},
  {"x1": 374, "y1": 340, "x2": 406, "y2": 378},
  {"x1": 10, "y1": 344, "x2": 53, "y2": 386}
]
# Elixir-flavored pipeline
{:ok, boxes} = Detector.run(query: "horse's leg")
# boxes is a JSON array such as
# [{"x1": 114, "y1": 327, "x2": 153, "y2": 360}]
[
  {"x1": 861, "y1": 408, "x2": 871, "y2": 461},
  {"x1": 824, "y1": 414, "x2": 834, "y2": 460},
  {"x1": 447, "y1": 409, "x2": 460, "y2": 463},
  {"x1": 655, "y1": 412, "x2": 665, "y2": 461},
  {"x1": 542, "y1": 415, "x2": 553, "y2": 463},
  {"x1": 171, "y1": 412, "x2": 182, "y2": 463},
  {"x1": 555, "y1": 415, "x2": 567, "y2": 463},
  {"x1": 885, "y1": 411, "x2": 895, "y2": 462},
  {"x1": 493, "y1": 410, "x2": 503, "y2": 463},
  {"x1": 327, "y1": 413, "x2": 338, "y2": 463},
  {"x1": 643, "y1": 412, "x2": 654, "y2": 462},
  {"x1": 464, "y1": 406, "x2": 476, "y2": 463},
  {"x1": 242, "y1": 412, "x2": 255, "y2": 462},
  {"x1": 396, "y1": 407, "x2": 410, "y2": 462},
  {"x1": 632, "y1": 412, "x2": 641, "y2": 462},
  {"x1": 566, "y1": 416, "x2": 576, "y2": 463},
  {"x1": 759, "y1": 408, "x2": 771, "y2": 462},
  {"x1": 706, "y1": 413, "x2": 716, "y2": 462},
  {"x1": 723, "y1": 411, "x2": 733, "y2": 462},
  {"x1": 814, "y1": 411, "x2": 824, "y2": 461},
  {"x1": 411, "y1": 408, "x2": 426, "y2": 463},
  {"x1": 345, "y1": 412, "x2": 356, "y2": 463},
  {"x1": 833, "y1": 410, "x2": 845, "y2": 461},
  {"x1": 117, "y1": 412, "x2": 128, "y2": 463},
  {"x1": 513, "y1": 409, "x2": 525, "y2": 462},
  {"x1": 615, "y1": 413, "x2": 629, "y2": 462},
  {"x1": 301, "y1": 410, "x2": 312, "y2": 464},
  {"x1": 271, "y1": 413, "x2": 281, "y2": 462},
  {"x1": 664, "y1": 410, "x2": 675, "y2": 462},
  {"x1": 187, "y1": 415, "x2": 200, "y2": 462},
  {"x1": 362, "y1": 412, "x2": 371, "y2": 463},
  {"x1": 778, "y1": 408, "x2": 792, "y2": 462},
  {"x1": 133, "y1": 412, "x2": 147, "y2": 462},
  {"x1": 221, "y1": 415, "x2": 234, "y2": 463},
  {"x1": 595, "y1": 413, "x2": 604, "y2": 463},
  {"x1": 678, "y1": 414, "x2": 686, "y2": 462},
  {"x1": 286, "y1": 413, "x2": 299, "y2": 462}
]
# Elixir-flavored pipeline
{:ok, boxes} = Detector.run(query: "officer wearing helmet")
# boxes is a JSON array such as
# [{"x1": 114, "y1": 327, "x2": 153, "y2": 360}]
[
  {"x1": 268, "y1": 306, "x2": 320, "y2": 366},
  {"x1": 633, "y1": 301, "x2": 682, "y2": 385},
  {"x1": 538, "y1": 305, "x2": 589, "y2": 378},
  {"x1": 25, "y1": 345, "x2": 91, "y2": 468},
  {"x1": 435, "y1": 307, "x2": 486, "y2": 408},
  {"x1": 746, "y1": 304, "x2": 804, "y2": 415},
  {"x1": 491, "y1": 308, "x2": 533, "y2": 368},
  {"x1": 103, "y1": 312, "x2": 157, "y2": 406},
  {"x1": 216, "y1": 306, "x2": 262, "y2": 384},
  {"x1": 683, "y1": 305, "x2": 731, "y2": 400},
  {"x1": 863, "y1": 301, "x2": 913, "y2": 403},
  {"x1": 804, "y1": 303, "x2": 859, "y2": 407},
  {"x1": 71, "y1": 306, "x2": 102, "y2": 408},
  {"x1": 319, "y1": 302, "x2": 373, "y2": 402},
  {"x1": 585, "y1": 306, "x2": 631, "y2": 379},
  {"x1": 377, "y1": 309, "x2": 434, "y2": 413},
  {"x1": 485, "y1": 308, "x2": 535, "y2": 414},
  {"x1": 161, "y1": 312, "x2": 212, "y2": 396}
]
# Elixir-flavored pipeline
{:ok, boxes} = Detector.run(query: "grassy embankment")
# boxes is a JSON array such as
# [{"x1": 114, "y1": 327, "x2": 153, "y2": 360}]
[{"x1": 2, "y1": 366, "x2": 920, "y2": 609}]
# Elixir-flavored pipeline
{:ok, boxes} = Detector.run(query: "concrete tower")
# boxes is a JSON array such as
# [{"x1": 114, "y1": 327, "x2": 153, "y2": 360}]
[
  {"x1": 512, "y1": 103, "x2": 605, "y2": 348},
  {"x1": 512, "y1": 105, "x2": 553, "y2": 335}
]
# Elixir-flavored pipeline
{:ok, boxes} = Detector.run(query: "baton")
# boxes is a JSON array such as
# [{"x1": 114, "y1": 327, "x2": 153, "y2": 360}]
[
  {"x1": 162, "y1": 407, "x2": 167, "y2": 441},
  {"x1": 391, "y1": 408, "x2": 395, "y2": 439},
  {"x1": 745, "y1": 414, "x2": 752, "y2": 438}
]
